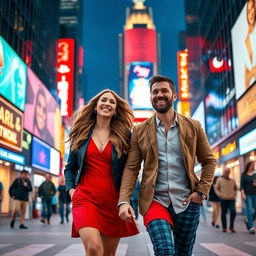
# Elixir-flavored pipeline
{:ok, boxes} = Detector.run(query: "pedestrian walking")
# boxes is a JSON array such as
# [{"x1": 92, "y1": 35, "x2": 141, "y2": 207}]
[
  {"x1": 58, "y1": 176, "x2": 70, "y2": 224},
  {"x1": 130, "y1": 178, "x2": 140, "y2": 220},
  {"x1": 38, "y1": 173, "x2": 56, "y2": 224},
  {"x1": 0, "y1": 180, "x2": 3, "y2": 216},
  {"x1": 118, "y1": 75, "x2": 216, "y2": 256},
  {"x1": 64, "y1": 90, "x2": 139, "y2": 256},
  {"x1": 9, "y1": 170, "x2": 32, "y2": 229},
  {"x1": 215, "y1": 167, "x2": 238, "y2": 233},
  {"x1": 241, "y1": 161, "x2": 256, "y2": 234},
  {"x1": 209, "y1": 176, "x2": 221, "y2": 228}
]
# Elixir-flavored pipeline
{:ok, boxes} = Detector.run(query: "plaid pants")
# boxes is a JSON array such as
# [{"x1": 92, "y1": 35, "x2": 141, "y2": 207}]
[{"x1": 147, "y1": 202, "x2": 200, "y2": 256}]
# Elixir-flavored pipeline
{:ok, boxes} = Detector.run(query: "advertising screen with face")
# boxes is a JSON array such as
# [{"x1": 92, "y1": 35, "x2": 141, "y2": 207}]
[
  {"x1": 24, "y1": 68, "x2": 61, "y2": 150},
  {"x1": 128, "y1": 62, "x2": 153, "y2": 110},
  {"x1": 0, "y1": 36, "x2": 27, "y2": 111},
  {"x1": 232, "y1": 0, "x2": 256, "y2": 99}
]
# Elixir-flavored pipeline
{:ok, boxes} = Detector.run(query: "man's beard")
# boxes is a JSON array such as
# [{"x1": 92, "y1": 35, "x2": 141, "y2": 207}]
[{"x1": 151, "y1": 96, "x2": 173, "y2": 113}]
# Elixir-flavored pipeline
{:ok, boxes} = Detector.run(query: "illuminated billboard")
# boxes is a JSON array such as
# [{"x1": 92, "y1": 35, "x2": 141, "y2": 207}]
[
  {"x1": 0, "y1": 96, "x2": 23, "y2": 151},
  {"x1": 232, "y1": 0, "x2": 256, "y2": 99},
  {"x1": 32, "y1": 137, "x2": 51, "y2": 172},
  {"x1": 32, "y1": 136, "x2": 60, "y2": 174},
  {"x1": 24, "y1": 68, "x2": 61, "y2": 150},
  {"x1": 177, "y1": 51, "x2": 190, "y2": 100},
  {"x1": 0, "y1": 36, "x2": 27, "y2": 111},
  {"x1": 124, "y1": 28, "x2": 157, "y2": 64},
  {"x1": 57, "y1": 39, "x2": 75, "y2": 117},
  {"x1": 128, "y1": 62, "x2": 153, "y2": 110}
]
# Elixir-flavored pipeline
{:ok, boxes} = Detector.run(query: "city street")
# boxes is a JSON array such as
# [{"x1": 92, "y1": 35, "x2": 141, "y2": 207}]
[{"x1": 0, "y1": 213, "x2": 256, "y2": 256}]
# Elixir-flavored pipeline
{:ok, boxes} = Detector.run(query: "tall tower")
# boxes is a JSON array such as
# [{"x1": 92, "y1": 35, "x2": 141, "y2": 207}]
[{"x1": 120, "y1": 0, "x2": 159, "y2": 121}]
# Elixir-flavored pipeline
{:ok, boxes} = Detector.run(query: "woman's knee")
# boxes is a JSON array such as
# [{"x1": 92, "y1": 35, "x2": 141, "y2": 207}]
[{"x1": 86, "y1": 243, "x2": 103, "y2": 256}]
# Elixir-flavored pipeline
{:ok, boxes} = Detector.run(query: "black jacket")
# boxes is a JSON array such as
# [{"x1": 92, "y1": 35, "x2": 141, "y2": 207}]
[
  {"x1": 64, "y1": 130, "x2": 130, "y2": 197},
  {"x1": 9, "y1": 178, "x2": 32, "y2": 201},
  {"x1": 38, "y1": 181, "x2": 56, "y2": 199}
]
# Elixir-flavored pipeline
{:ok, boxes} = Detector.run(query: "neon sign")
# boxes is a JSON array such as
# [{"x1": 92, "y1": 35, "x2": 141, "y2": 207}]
[
  {"x1": 57, "y1": 39, "x2": 74, "y2": 117},
  {"x1": 177, "y1": 51, "x2": 190, "y2": 100}
]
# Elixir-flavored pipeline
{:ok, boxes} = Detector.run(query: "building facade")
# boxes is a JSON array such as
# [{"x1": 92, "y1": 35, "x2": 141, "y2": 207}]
[
  {"x1": 186, "y1": 0, "x2": 256, "y2": 212},
  {"x1": 0, "y1": 0, "x2": 61, "y2": 216}
]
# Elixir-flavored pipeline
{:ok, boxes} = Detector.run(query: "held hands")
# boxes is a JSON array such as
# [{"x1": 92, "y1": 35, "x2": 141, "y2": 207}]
[
  {"x1": 183, "y1": 192, "x2": 202, "y2": 205},
  {"x1": 119, "y1": 203, "x2": 135, "y2": 222},
  {"x1": 69, "y1": 189, "x2": 75, "y2": 200}
]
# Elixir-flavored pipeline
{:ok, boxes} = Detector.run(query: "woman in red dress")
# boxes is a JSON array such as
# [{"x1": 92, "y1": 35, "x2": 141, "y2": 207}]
[{"x1": 64, "y1": 90, "x2": 139, "y2": 255}]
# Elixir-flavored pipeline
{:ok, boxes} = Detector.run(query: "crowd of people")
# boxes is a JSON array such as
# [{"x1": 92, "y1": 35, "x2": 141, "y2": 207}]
[
  {"x1": 5, "y1": 171, "x2": 70, "y2": 229},
  {"x1": 0, "y1": 75, "x2": 255, "y2": 256}
]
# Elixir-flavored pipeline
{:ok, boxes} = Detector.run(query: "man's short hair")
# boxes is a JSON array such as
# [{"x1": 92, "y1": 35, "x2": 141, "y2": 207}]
[
  {"x1": 149, "y1": 75, "x2": 176, "y2": 93},
  {"x1": 21, "y1": 170, "x2": 29, "y2": 174}
]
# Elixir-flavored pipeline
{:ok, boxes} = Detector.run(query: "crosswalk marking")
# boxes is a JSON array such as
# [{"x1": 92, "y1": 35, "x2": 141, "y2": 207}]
[
  {"x1": 0, "y1": 244, "x2": 11, "y2": 249},
  {"x1": 201, "y1": 243, "x2": 252, "y2": 256},
  {"x1": 245, "y1": 242, "x2": 256, "y2": 248},
  {"x1": 54, "y1": 244, "x2": 84, "y2": 255},
  {"x1": 54, "y1": 243, "x2": 128, "y2": 256},
  {"x1": 116, "y1": 243, "x2": 128, "y2": 256},
  {"x1": 1, "y1": 244, "x2": 55, "y2": 256}
]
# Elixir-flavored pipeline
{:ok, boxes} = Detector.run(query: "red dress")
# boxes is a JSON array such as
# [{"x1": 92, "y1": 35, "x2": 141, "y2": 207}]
[{"x1": 71, "y1": 138, "x2": 139, "y2": 238}]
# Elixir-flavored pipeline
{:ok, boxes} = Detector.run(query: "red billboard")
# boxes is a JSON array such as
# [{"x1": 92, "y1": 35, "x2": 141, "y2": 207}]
[
  {"x1": 57, "y1": 39, "x2": 75, "y2": 117},
  {"x1": 177, "y1": 51, "x2": 190, "y2": 100},
  {"x1": 124, "y1": 28, "x2": 157, "y2": 63}
]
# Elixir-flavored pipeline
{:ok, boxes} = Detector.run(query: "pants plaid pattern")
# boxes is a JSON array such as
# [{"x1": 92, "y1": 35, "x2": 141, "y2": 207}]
[
  {"x1": 148, "y1": 219, "x2": 174, "y2": 256},
  {"x1": 147, "y1": 201, "x2": 200, "y2": 256}
]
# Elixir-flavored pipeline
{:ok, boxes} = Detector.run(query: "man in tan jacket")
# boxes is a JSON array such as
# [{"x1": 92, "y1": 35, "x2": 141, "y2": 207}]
[
  {"x1": 119, "y1": 75, "x2": 216, "y2": 256},
  {"x1": 215, "y1": 167, "x2": 238, "y2": 233}
]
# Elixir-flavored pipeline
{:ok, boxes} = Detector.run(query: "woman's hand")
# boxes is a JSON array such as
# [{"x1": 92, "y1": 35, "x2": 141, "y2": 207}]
[
  {"x1": 69, "y1": 189, "x2": 76, "y2": 200},
  {"x1": 119, "y1": 203, "x2": 135, "y2": 222}
]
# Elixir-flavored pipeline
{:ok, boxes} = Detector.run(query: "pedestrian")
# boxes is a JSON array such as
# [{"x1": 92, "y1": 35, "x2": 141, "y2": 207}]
[
  {"x1": 58, "y1": 176, "x2": 70, "y2": 224},
  {"x1": 9, "y1": 170, "x2": 32, "y2": 229},
  {"x1": 209, "y1": 176, "x2": 221, "y2": 228},
  {"x1": 215, "y1": 167, "x2": 238, "y2": 233},
  {"x1": 118, "y1": 75, "x2": 216, "y2": 256},
  {"x1": 130, "y1": 178, "x2": 141, "y2": 220},
  {"x1": 241, "y1": 161, "x2": 256, "y2": 234},
  {"x1": 0, "y1": 180, "x2": 3, "y2": 216},
  {"x1": 64, "y1": 89, "x2": 139, "y2": 255},
  {"x1": 38, "y1": 173, "x2": 56, "y2": 224},
  {"x1": 51, "y1": 194, "x2": 57, "y2": 214}
]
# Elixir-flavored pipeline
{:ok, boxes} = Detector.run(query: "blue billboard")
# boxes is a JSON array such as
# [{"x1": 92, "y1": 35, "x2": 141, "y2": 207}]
[
  {"x1": 31, "y1": 137, "x2": 50, "y2": 172},
  {"x1": 128, "y1": 62, "x2": 153, "y2": 110}
]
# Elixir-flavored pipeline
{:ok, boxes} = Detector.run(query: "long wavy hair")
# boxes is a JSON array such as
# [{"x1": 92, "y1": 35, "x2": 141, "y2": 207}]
[
  {"x1": 67, "y1": 89, "x2": 134, "y2": 158},
  {"x1": 242, "y1": 161, "x2": 255, "y2": 175}
]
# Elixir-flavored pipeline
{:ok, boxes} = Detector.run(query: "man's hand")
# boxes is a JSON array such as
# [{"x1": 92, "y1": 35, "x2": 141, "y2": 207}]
[
  {"x1": 119, "y1": 203, "x2": 135, "y2": 222},
  {"x1": 69, "y1": 189, "x2": 75, "y2": 200},
  {"x1": 183, "y1": 192, "x2": 202, "y2": 205}
]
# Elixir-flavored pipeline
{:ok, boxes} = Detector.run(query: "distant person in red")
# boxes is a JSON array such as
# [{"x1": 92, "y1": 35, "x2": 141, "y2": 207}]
[{"x1": 64, "y1": 90, "x2": 139, "y2": 256}]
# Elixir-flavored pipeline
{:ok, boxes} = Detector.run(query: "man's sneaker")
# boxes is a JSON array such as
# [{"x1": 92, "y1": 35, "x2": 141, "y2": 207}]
[
  {"x1": 10, "y1": 220, "x2": 15, "y2": 228},
  {"x1": 249, "y1": 228, "x2": 255, "y2": 234},
  {"x1": 19, "y1": 224, "x2": 28, "y2": 229},
  {"x1": 40, "y1": 218, "x2": 45, "y2": 224},
  {"x1": 229, "y1": 228, "x2": 236, "y2": 233},
  {"x1": 244, "y1": 218, "x2": 249, "y2": 231},
  {"x1": 222, "y1": 229, "x2": 227, "y2": 232}
]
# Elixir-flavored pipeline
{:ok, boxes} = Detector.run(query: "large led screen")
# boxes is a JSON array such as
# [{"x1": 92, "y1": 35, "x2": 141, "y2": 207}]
[
  {"x1": 0, "y1": 36, "x2": 27, "y2": 111},
  {"x1": 232, "y1": 0, "x2": 256, "y2": 99},
  {"x1": 128, "y1": 62, "x2": 153, "y2": 110},
  {"x1": 32, "y1": 137, "x2": 51, "y2": 172},
  {"x1": 24, "y1": 68, "x2": 61, "y2": 150}
]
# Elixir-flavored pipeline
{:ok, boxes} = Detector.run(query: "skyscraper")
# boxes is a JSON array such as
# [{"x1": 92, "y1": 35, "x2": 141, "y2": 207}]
[{"x1": 119, "y1": 0, "x2": 159, "y2": 121}]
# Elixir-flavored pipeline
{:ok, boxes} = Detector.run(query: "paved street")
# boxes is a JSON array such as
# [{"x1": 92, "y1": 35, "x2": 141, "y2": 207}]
[{"x1": 0, "y1": 213, "x2": 256, "y2": 256}]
